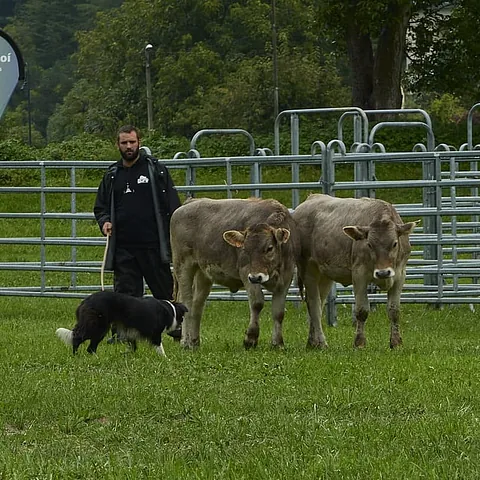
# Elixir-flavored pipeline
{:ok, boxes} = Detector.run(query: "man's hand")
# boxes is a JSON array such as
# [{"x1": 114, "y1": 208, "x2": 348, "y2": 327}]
[{"x1": 102, "y1": 222, "x2": 112, "y2": 236}]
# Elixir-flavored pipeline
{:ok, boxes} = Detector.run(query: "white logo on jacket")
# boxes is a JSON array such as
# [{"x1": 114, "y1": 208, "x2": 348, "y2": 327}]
[{"x1": 137, "y1": 175, "x2": 149, "y2": 184}]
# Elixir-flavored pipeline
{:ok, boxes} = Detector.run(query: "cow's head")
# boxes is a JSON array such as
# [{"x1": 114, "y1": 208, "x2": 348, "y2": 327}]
[
  {"x1": 223, "y1": 223, "x2": 291, "y2": 285},
  {"x1": 343, "y1": 218, "x2": 418, "y2": 280}
]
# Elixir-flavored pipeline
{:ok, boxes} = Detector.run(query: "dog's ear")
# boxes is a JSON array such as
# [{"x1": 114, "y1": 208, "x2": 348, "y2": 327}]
[{"x1": 176, "y1": 303, "x2": 188, "y2": 315}]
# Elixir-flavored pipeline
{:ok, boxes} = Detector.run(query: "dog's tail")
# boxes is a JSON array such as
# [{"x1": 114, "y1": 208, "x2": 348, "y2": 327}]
[{"x1": 56, "y1": 328, "x2": 73, "y2": 346}]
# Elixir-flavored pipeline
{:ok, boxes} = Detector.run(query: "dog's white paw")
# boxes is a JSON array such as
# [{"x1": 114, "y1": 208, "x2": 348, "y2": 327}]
[
  {"x1": 155, "y1": 344, "x2": 168, "y2": 359},
  {"x1": 56, "y1": 328, "x2": 73, "y2": 346}
]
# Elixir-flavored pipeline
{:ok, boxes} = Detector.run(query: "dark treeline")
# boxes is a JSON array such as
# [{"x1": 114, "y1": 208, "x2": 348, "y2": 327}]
[{"x1": 0, "y1": 0, "x2": 478, "y2": 148}]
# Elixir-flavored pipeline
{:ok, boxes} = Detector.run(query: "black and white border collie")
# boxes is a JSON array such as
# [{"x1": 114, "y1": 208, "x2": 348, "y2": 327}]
[{"x1": 56, "y1": 291, "x2": 187, "y2": 358}]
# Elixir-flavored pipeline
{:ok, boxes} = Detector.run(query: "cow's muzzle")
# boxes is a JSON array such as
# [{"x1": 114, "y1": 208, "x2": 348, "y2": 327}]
[
  {"x1": 248, "y1": 273, "x2": 269, "y2": 284},
  {"x1": 374, "y1": 268, "x2": 395, "y2": 279}
]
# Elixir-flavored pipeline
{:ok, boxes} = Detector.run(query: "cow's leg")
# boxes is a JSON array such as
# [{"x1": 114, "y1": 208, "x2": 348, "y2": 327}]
[
  {"x1": 270, "y1": 285, "x2": 289, "y2": 348},
  {"x1": 244, "y1": 285, "x2": 264, "y2": 349},
  {"x1": 181, "y1": 268, "x2": 212, "y2": 349},
  {"x1": 176, "y1": 262, "x2": 196, "y2": 348},
  {"x1": 304, "y1": 272, "x2": 329, "y2": 349},
  {"x1": 387, "y1": 277, "x2": 404, "y2": 349},
  {"x1": 352, "y1": 278, "x2": 369, "y2": 348}
]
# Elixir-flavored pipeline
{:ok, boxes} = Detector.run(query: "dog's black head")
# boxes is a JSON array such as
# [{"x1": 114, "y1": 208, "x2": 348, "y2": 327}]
[
  {"x1": 172, "y1": 302, "x2": 188, "y2": 329},
  {"x1": 162, "y1": 300, "x2": 187, "y2": 338},
  {"x1": 175, "y1": 302, "x2": 188, "y2": 320}
]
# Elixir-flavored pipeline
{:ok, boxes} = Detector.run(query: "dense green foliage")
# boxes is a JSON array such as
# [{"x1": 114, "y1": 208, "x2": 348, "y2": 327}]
[
  {"x1": 1, "y1": 0, "x2": 123, "y2": 142},
  {"x1": 0, "y1": 111, "x2": 476, "y2": 164},
  {"x1": 1, "y1": 0, "x2": 479, "y2": 148},
  {"x1": 406, "y1": 0, "x2": 480, "y2": 108}
]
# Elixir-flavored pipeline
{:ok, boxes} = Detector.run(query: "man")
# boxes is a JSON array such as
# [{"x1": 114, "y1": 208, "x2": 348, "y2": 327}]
[{"x1": 94, "y1": 125, "x2": 181, "y2": 340}]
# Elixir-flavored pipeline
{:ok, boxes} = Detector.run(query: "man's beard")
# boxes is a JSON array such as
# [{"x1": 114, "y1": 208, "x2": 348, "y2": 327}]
[{"x1": 120, "y1": 146, "x2": 139, "y2": 163}]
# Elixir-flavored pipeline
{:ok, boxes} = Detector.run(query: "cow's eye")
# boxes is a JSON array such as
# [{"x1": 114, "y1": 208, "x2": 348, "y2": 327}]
[
  {"x1": 367, "y1": 242, "x2": 373, "y2": 250},
  {"x1": 266, "y1": 245, "x2": 274, "y2": 253},
  {"x1": 393, "y1": 240, "x2": 398, "y2": 248}
]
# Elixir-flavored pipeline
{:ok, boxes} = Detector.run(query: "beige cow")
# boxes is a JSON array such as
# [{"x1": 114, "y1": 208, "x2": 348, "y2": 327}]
[
  {"x1": 170, "y1": 198, "x2": 300, "y2": 349},
  {"x1": 293, "y1": 194, "x2": 417, "y2": 349}
]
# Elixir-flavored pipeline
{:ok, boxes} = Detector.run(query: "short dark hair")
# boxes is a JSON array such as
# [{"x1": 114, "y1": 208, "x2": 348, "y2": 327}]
[{"x1": 117, "y1": 125, "x2": 141, "y2": 142}]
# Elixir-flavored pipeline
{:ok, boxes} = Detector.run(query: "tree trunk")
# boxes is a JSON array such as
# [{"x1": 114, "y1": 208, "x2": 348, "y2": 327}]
[
  {"x1": 345, "y1": 23, "x2": 375, "y2": 109},
  {"x1": 372, "y1": 1, "x2": 412, "y2": 109},
  {"x1": 345, "y1": 1, "x2": 412, "y2": 110}
]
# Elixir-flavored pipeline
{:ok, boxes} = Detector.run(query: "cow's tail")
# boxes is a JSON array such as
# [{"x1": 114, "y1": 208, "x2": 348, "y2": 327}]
[
  {"x1": 172, "y1": 272, "x2": 180, "y2": 302},
  {"x1": 56, "y1": 328, "x2": 73, "y2": 346},
  {"x1": 297, "y1": 275, "x2": 305, "y2": 301}
]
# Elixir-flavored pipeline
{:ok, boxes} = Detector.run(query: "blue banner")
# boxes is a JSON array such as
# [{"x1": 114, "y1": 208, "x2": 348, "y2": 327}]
[{"x1": 0, "y1": 30, "x2": 24, "y2": 119}]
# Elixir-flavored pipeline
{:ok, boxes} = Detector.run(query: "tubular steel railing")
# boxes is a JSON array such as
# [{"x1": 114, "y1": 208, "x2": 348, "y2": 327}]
[{"x1": 1, "y1": 106, "x2": 480, "y2": 327}]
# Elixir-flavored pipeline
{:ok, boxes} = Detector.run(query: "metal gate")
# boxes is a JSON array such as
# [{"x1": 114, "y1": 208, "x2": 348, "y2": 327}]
[{"x1": 1, "y1": 105, "x2": 480, "y2": 317}]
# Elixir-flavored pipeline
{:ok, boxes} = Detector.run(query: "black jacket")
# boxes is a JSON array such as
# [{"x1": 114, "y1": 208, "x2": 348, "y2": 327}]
[{"x1": 94, "y1": 150, "x2": 181, "y2": 269}]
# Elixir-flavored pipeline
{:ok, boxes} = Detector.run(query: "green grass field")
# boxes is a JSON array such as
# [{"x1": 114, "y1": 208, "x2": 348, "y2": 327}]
[
  {"x1": 1, "y1": 296, "x2": 480, "y2": 479},
  {"x1": 1, "y1": 159, "x2": 480, "y2": 478}
]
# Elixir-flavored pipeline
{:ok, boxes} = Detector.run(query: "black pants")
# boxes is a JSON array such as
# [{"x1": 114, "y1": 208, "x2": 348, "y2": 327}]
[{"x1": 113, "y1": 247, "x2": 173, "y2": 300}]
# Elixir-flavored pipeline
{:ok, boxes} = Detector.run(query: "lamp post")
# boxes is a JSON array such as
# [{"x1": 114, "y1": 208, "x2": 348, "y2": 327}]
[
  {"x1": 271, "y1": 0, "x2": 279, "y2": 119},
  {"x1": 145, "y1": 43, "x2": 154, "y2": 131}
]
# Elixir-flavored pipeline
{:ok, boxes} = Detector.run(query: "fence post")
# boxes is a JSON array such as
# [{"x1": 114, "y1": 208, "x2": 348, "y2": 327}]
[
  {"x1": 290, "y1": 114, "x2": 300, "y2": 207},
  {"x1": 70, "y1": 166, "x2": 77, "y2": 289},
  {"x1": 40, "y1": 162, "x2": 46, "y2": 293}
]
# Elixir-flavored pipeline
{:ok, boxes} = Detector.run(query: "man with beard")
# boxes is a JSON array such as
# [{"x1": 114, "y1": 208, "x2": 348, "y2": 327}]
[{"x1": 94, "y1": 125, "x2": 182, "y2": 341}]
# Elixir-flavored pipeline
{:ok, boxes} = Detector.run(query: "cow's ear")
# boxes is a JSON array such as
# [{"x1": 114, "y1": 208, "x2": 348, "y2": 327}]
[
  {"x1": 397, "y1": 220, "x2": 419, "y2": 236},
  {"x1": 223, "y1": 230, "x2": 245, "y2": 248},
  {"x1": 343, "y1": 226, "x2": 368, "y2": 241},
  {"x1": 275, "y1": 227, "x2": 290, "y2": 244}
]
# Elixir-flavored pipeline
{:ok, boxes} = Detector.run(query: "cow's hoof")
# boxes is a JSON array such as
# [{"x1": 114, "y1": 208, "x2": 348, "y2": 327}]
[
  {"x1": 390, "y1": 337, "x2": 403, "y2": 349},
  {"x1": 180, "y1": 338, "x2": 200, "y2": 350},
  {"x1": 354, "y1": 335, "x2": 366, "y2": 348},
  {"x1": 270, "y1": 341, "x2": 285, "y2": 349},
  {"x1": 243, "y1": 338, "x2": 258, "y2": 349}
]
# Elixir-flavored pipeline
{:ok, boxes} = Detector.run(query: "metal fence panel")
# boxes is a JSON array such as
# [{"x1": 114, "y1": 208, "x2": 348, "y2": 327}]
[{"x1": 1, "y1": 145, "x2": 480, "y2": 315}]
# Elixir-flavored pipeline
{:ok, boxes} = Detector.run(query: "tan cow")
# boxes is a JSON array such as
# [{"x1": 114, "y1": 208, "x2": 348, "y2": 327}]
[
  {"x1": 292, "y1": 194, "x2": 417, "y2": 349},
  {"x1": 170, "y1": 197, "x2": 300, "y2": 349}
]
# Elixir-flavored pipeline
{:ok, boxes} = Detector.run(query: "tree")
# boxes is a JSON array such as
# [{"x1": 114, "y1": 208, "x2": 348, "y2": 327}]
[
  {"x1": 0, "y1": 0, "x2": 21, "y2": 27},
  {"x1": 53, "y1": 0, "x2": 350, "y2": 138},
  {"x1": 406, "y1": 0, "x2": 480, "y2": 107},
  {"x1": 17, "y1": 0, "x2": 474, "y2": 142},
  {"x1": 2, "y1": 0, "x2": 124, "y2": 139},
  {"x1": 316, "y1": 0, "x2": 452, "y2": 110}
]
